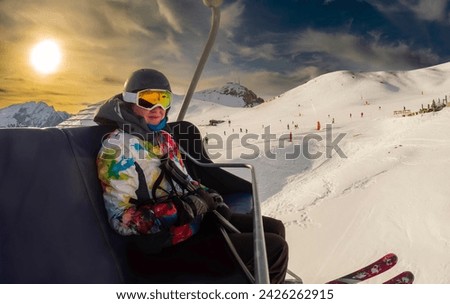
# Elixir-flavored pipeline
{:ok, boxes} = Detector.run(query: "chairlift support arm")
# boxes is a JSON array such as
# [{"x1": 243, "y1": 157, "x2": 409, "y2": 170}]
[
  {"x1": 176, "y1": 0, "x2": 271, "y2": 284},
  {"x1": 176, "y1": 1, "x2": 222, "y2": 122}
]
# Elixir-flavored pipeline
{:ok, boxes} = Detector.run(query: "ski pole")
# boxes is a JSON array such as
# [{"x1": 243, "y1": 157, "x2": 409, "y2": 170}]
[{"x1": 217, "y1": 224, "x2": 256, "y2": 283}]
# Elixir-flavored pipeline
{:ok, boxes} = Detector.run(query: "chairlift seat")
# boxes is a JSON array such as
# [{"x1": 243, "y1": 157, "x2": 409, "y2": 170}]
[{"x1": 0, "y1": 121, "x2": 251, "y2": 283}]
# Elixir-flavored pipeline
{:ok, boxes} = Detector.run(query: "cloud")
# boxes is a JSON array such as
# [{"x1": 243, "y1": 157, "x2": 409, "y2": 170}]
[
  {"x1": 409, "y1": 0, "x2": 449, "y2": 21},
  {"x1": 101, "y1": 76, "x2": 123, "y2": 85},
  {"x1": 369, "y1": 0, "x2": 450, "y2": 22},
  {"x1": 0, "y1": 0, "x2": 153, "y2": 41},
  {"x1": 286, "y1": 28, "x2": 439, "y2": 70},
  {"x1": 220, "y1": 0, "x2": 245, "y2": 39},
  {"x1": 235, "y1": 44, "x2": 277, "y2": 62},
  {"x1": 224, "y1": 24, "x2": 440, "y2": 95},
  {"x1": 0, "y1": 0, "x2": 209, "y2": 101},
  {"x1": 156, "y1": 0, "x2": 184, "y2": 34}
]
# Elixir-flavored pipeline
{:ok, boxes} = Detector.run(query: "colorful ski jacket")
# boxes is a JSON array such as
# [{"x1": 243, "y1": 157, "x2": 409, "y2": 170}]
[{"x1": 95, "y1": 95, "x2": 200, "y2": 246}]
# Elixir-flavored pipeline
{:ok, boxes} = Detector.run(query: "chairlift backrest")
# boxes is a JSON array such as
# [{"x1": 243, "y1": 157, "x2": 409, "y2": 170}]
[{"x1": 0, "y1": 122, "x2": 251, "y2": 283}]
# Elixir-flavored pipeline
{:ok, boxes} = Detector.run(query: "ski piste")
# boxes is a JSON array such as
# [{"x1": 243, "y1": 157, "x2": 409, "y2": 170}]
[
  {"x1": 383, "y1": 271, "x2": 414, "y2": 284},
  {"x1": 326, "y1": 253, "x2": 398, "y2": 284}
]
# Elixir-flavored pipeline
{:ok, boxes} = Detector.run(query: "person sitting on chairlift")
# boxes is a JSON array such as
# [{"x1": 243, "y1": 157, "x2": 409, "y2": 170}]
[{"x1": 95, "y1": 68, "x2": 288, "y2": 283}]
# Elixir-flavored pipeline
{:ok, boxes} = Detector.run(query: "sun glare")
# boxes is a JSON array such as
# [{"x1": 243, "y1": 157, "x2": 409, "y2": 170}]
[{"x1": 30, "y1": 39, "x2": 62, "y2": 75}]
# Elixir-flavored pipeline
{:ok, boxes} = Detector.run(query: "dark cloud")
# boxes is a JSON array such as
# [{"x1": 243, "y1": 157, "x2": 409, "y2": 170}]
[
  {"x1": 101, "y1": 76, "x2": 123, "y2": 85},
  {"x1": 3, "y1": 77, "x2": 25, "y2": 82},
  {"x1": 42, "y1": 90, "x2": 78, "y2": 97}
]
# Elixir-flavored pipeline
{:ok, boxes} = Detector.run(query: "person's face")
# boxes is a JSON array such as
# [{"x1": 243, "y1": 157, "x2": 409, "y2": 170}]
[{"x1": 132, "y1": 104, "x2": 166, "y2": 125}]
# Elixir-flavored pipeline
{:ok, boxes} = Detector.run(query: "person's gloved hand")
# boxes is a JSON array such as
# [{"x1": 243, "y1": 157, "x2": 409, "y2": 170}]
[
  {"x1": 196, "y1": 188, "x2": 219, "y2": 211},
  {"x1": 172, "y1": 195, "x2": 210, "y2": 226},
  {"x1": 199, "y1": 188, "x2": 232, "y2": 220},
  {"x1": 215, "y1": 202, "x2": 232, "y2": 221},
  {"x1": 184, "y1": 194, "x2": 209, "y2": 215},
  {"x1": 208, "y1": 190, "x2": 224, "y2": 204}
]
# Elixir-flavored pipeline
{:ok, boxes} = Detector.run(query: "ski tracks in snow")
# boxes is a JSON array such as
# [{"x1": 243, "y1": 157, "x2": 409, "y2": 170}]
[{"x1": 263, "y1": 118, "x2": 411, "y2": 229}]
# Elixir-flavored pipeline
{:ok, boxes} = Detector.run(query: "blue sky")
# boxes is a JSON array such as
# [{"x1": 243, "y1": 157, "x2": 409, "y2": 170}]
[{"x1": 0, "y1": 0, "x2": 449, "y2": 112}]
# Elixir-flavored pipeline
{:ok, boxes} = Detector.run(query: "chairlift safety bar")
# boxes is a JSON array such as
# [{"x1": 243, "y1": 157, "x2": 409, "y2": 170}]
[{"x1": 179, "y1": 147, "x2": 270, "y2": 284}]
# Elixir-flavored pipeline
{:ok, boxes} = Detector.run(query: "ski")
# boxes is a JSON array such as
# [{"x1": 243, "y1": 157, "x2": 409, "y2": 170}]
[
  {"x1": 383, "y1": 271, "x2": 414, "y2": 284},
  {"x1": 326, "y1": 253, "x2": 398, "y2": 284}
]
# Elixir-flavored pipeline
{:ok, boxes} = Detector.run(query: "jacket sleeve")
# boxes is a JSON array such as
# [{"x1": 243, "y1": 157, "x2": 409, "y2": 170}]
[{"x1": 96, "y1": 132, "x2": 170, "y2": 236}]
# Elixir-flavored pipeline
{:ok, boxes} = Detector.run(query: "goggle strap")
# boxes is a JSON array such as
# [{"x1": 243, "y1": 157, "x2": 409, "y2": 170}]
[{"x1": 123, "y1": 91, "x2": 138, "y2": 104}]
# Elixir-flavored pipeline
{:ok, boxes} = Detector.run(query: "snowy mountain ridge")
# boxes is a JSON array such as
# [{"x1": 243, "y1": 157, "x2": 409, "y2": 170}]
[
  {"x1": 0, "y1": 101, "x2": 71, "y2": 128},
  {"x1": 194, "y1": 82, "x2": 264, "y2": 107},
  {"x1": 58, "y1": 82, "x2": 265, "y2": 127},
  {"x1": 274, "y1": 61, "x2": 450, "y2": 109}
]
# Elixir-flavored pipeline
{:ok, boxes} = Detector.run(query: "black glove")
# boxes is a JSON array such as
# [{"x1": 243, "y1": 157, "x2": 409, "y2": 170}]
[
  {"x1": 198, "y1": 188, "x2": 232, "y2": 220},
  {"x1": 215, "y1": 202, "x2": 232, "y2": 221},
  {"x1": 196, "y1": 188, "x2": 219, "y2": 211},
  {"x1": 172, "y1": 194, "x2": 217, "y2": 226},
  {"x1": 208, "y1": 190, "x2": 224, "y2": 204},
  {"x1": 184, "y1": 194, "x2": 209, "y2": 215}
]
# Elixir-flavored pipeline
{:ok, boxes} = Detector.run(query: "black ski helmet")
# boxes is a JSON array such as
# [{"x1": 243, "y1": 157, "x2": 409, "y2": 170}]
[
  {"x1": 122, "y1": 69, "x2": 172, "y2": 117},
  {"x1": 123, "y1": 68, "x2": 171, "y2": 96}
]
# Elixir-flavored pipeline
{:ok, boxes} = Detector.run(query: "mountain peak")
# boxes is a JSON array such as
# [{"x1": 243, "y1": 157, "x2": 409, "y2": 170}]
[
  {"x1": 0, "y1": 101, "x2": 71, "y2": 128},
  {"x1": 195, "y1": 82, "x2": 264, "y2": 107}
]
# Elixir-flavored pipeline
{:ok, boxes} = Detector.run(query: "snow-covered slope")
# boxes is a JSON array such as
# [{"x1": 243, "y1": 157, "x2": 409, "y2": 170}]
[
  {"x1": 13, "y1": 62, "x2": 450, "y2": 283},
  {"x1": 0, "y1": 101, "x2": 71, "y2": 128},
  {"x1": 58, "y1": 102, "x2": 103, "y2": 127},
  {"x1": 175, "y1": 62, "x2": 450, "y2": 283}
]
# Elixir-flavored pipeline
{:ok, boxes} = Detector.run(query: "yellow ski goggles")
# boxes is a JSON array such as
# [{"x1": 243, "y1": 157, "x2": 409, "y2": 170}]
[{"x1": 123, "y1": 89, "x2": 172, "y2": 110}]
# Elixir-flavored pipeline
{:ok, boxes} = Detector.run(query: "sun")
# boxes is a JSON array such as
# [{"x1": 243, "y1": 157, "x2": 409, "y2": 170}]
[{"x1": 30, "y1": 39, "x2": 62, "y2": 75}]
